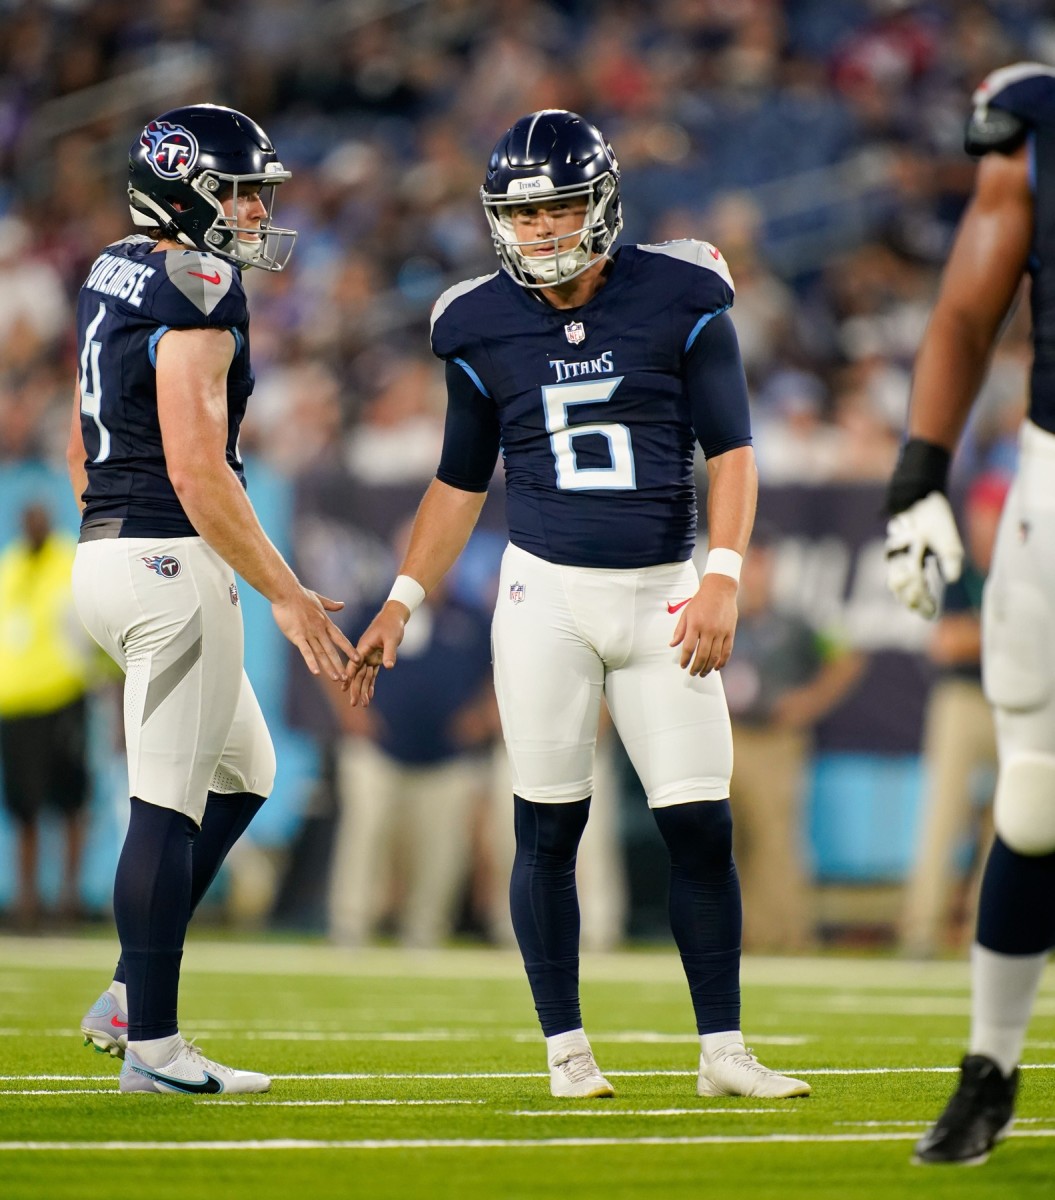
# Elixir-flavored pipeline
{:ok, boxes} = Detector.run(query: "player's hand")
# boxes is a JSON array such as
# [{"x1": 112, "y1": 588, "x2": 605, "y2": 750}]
[
  {"x1": 670, "y1": 574, "x2": 738, "y2": 676},
  {"x1": 272, "y1": 587, "x2": 358, "y2": 682},
  {"x1": 885, "y1": 491, "x2": 964, "y2": 619},
  {"x1": 345, "y1": 602, "x2": 409, "y2": 707}
]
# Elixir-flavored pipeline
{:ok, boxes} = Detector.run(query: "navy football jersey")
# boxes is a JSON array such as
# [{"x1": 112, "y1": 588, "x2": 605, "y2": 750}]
[
  {"x1": 975, "y1": 64, "x2": 1055, "y2": 433},
  {"x1": 431, "y1": 241, "x2": 750, "y2": 569},
  {"x1": 75, "y1": 235, "x2": 252, "y2": 537}
]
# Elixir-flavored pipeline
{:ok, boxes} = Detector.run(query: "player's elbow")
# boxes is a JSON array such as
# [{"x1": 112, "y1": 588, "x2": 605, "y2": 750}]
[{"x1": 167, "y1": 455, "x2": 223, "y2": 509}]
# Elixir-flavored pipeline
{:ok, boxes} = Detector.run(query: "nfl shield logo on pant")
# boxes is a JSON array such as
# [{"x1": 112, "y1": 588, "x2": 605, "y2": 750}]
[{"x1": 509, "y1": 581, "x2": 526, "y2": 604}]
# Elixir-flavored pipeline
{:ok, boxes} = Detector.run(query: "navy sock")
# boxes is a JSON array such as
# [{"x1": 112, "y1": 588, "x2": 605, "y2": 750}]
[
  {"x1": 113, "y1": 797, "x2": 196, "y2": 1040},
  {"x1": 977, "y1": 835, "x2": 1055, "y2": 955},
  {"x1": 652, "y1": 800, "x2": 742, "y2": 1035},
  {"x1": 114, "y1": 791, "x2": 265, "y2": 987},
  {"x1": 509, "y1": 795, "x2": 590, "y2": 1036}
]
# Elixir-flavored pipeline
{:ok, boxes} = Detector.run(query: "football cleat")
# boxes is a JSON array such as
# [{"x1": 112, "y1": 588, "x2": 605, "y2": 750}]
[
  {"x1": 913, "y1": 1055, "x2": 1018, "y2": 1166},
  {"x1": 697, "y1": 1044, "x2": 811, "y2": 1098},
  {"x1": 81, "y1": 990, "x2": 129, "y2": 1058},
  {"x1": 549, "y1": 1047, "x2": 615, "y2": 1099},
  {"x1": 120, "y1": 1039, "x2": 271, "y2": 1095}
]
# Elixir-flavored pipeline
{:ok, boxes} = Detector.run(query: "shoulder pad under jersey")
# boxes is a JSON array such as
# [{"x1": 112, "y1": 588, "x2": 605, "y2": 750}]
[
  {"x1": 151, "y1": 251, "x2": 247, "y2": 326},
  {"x1": 966, "y1": 62, "x2": 1055, "y2": 157},
  {"x1": 637, "y1": 239, "x2": 735, "y2": 293}
]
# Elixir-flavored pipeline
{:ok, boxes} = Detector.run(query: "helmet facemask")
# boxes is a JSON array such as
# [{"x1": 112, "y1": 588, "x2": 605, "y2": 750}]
[
  {"x1": 482, "y1": 172, "x2": 621, "y2": 289},
  {"x1": 187, "y1": 166, "x2": 297, "y2": 271}
]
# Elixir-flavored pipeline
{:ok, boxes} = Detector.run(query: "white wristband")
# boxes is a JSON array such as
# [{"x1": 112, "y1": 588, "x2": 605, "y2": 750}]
[
  {"x1": 387, "y1": 574, "x2": 426, "y2": 616},
  {"x1": 703, "y1": 548, "x2": 743, "y2": 583}
]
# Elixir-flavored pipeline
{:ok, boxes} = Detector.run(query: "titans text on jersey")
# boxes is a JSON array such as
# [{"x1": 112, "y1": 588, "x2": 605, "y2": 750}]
[
  {"x1": 431, "y1": 240, "x2": 750, "y2": 569},
  {"x1": 75, "y1": 234, "x2": 252, "y2": 538}
]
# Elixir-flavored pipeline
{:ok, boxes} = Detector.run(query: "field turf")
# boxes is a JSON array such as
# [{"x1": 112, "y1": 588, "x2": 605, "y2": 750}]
[{"x1": 1, "y1": 936, "x2": 1053, "y2": 1198}]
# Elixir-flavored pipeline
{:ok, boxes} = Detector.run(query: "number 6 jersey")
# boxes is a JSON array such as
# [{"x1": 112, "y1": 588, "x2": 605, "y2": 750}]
[
  {"x1": 430, "y1": 240, "x2": 752, "y2": 569},
  {"x1": 74, "y1": 234, "x2": 251, "y2": 538}
]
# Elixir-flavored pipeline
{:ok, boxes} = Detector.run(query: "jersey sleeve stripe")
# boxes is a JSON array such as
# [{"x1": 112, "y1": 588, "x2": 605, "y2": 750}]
[
  {"x1": 453, "y1": 356, "x2": 491, "y2": 398},
  {"x1": 147, "y1": 325, "x2": 172, "y2": 367},
  {"x1": 684, "y1": 302, "x2": 731, "y2": 354}
]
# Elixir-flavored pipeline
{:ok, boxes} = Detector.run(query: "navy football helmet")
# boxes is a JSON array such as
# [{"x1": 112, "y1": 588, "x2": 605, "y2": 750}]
[
  {"x1": 128, "y1": 104, "x2": 297, "y2": 271},
  {"x1": 481, "y1": 110, "x2": 622, "y2": 289}
]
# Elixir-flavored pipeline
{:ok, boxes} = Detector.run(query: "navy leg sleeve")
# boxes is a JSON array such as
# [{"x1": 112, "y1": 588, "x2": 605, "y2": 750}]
[
  {"x1": 652, "y1": 799, "x2": 742, "y2": 1035},
  {"x1": 114, "y1": 790, "x2": 265, "y2": 987},
  {"x1": 509, "y1": 795, "x2": 590, "y2": 1036},
  {"x1": 977, "y1": 835, "x2": 1055, "y2": 955},
  {"x1": 113, "y1": 797, "x2": 197, "y2": 1040}
]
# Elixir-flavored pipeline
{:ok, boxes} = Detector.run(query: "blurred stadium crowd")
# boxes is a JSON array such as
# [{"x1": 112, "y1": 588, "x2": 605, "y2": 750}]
[{"x1": 0, "y1": 0, "x2": 1052, "y2": 948}]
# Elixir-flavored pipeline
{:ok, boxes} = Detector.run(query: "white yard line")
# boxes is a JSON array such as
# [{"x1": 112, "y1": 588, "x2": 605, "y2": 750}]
[
  {"x1": 507, "y1": 1108, "x2": 786, "y2": 1117},
  {"x1": 3, "y1": 1063, "x2": 1055, "y2": 1088},
  {"x1": 208, "y1": 1099, "x2": 484, "y2": 1107},
  {"x1": 6, "y1": 1130, "x2": 1055, "y2": 1151}
]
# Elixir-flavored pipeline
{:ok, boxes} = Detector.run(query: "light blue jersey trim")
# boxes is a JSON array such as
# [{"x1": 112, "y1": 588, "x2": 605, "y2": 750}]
[
  {"x1": 147, "y1": 325, "x2": 172, "y2": 367},
  {"x1": 148, "y1": 325, "x2": 242, "y2": 367},
  {"x1": 453, "y1": 356, "x2": 491, "y2": 398},
  {"x1": 685, "y1": 303, "x2": 732, "y2": 354}
]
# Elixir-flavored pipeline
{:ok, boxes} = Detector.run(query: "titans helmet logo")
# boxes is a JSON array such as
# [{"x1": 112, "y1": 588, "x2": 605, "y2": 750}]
[{"x1": 141, "y1": 120, "x2": 199, "y2": 180}]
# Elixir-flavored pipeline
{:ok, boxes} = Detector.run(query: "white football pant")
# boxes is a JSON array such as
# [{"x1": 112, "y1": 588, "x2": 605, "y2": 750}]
[{"x1": 492, "y1": 543, "x2": 732, "y2": 807}]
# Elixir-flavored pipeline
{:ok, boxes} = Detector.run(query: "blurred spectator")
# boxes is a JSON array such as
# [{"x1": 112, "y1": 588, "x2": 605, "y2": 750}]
[
  {"x1": 721, "y1": 526, "x2": 865, "y2": 951},
  {"x1": 324, "y1": 559, "x2": 497, "y2": 948},
  {"x1": 899, "y1": 470, "x2": 1010, "y2": 959},
  {"x1": 0, "y1": 0, "x2": 1052, "y2": 943},
  {"x1": 751, "y1": 369, "x2": 843, "y2": 484},
  {"x1": 0, "y1": 502, "x2": 91, "y2": 928}
]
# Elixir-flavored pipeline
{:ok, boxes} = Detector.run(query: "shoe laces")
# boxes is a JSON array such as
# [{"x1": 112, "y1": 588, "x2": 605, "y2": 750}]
[
  {"x1": 181, "y1": 1038, "x2": 224, "y2": 1075},
  {"x1": 714, "y1": 1045, "x2": 770, "y2": 1074},
  {"x1": 556, "y1": 1051, "x2": 601, "y2": 1083}
]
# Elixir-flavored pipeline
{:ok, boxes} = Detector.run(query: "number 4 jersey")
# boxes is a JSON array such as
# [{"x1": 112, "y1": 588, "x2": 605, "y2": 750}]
[
  {"x1": 430, "y1": 241, "x2": 752, "y2": 569},
  {"x1": 75, "y1": 234, "x2": 252, "y2": 537}
]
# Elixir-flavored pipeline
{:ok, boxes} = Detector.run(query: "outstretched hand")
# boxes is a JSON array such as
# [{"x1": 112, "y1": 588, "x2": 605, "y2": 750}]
[
  {"x1": 344, "y1": 601, "x2": 409, "y2": 707},
  {"x1": 669, "y1": 573, "x2": 738, "y2": 676},
  {"x1": 272, "y1": 587, "x2": 358, "y2": 681}
]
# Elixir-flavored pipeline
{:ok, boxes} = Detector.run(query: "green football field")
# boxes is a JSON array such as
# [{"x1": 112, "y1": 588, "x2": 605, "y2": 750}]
[{"x1": 1, "y1": 936, "x2": 1054, "y2": 1199}]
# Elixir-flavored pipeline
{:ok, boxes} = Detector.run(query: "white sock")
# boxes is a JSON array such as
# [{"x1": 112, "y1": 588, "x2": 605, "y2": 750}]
[
  {"x1": 701, "y1": 1030, "x2": 744, "y2": 1060},
  {"x1": 107, "y1": 981, "x2": 127, "y2": 1009},
  {"x1": 970, "y1": 943, "x2": 1048, "y2": 1076},
  {"x1": 546, "y1": 1028, "x2": 590, "y2": 1066},
  {"x1": 129, "y1": 1033, "x2": 183, "y2": 1068}
]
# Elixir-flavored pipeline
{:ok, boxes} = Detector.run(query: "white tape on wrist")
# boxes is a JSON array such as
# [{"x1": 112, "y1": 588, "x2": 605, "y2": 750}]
[
  {"x1": 703, "y1": 548, "x2": 743, "y2": 583},
  {"x1": 387, "y1": 574, "x2": 426, "y2": 616}
]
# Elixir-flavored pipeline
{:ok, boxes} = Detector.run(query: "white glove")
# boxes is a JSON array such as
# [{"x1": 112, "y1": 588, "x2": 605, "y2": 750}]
[{"x1": 885, "y1": 491, "x2": 964, "y2": 619}]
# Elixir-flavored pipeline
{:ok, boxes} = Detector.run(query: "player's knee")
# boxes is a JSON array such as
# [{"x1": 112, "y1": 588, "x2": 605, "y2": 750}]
[
  {"x1": 652, "y1": 798, "x2": 733, "y2": 877},
  {"x1": 513, "y1": 795, "x2": 590, "y2": 862},
  {"x1": 994, "y1": 753, "x2": 1055, "y2": 856}
]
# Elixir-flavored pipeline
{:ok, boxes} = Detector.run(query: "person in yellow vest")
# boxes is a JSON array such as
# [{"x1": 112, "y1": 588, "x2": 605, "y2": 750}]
[{"x1": 0, "y1": 502, "x2": 90, "y2": 928}]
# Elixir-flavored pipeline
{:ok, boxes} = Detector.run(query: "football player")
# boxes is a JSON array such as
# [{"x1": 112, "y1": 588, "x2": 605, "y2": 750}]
[
  {"x1": 885, "y1": 64, "x2": 1055, "y2": 1164},
  {"x1": 348, "y1": 110, "x2": 810, "y2": 1101},
  {"x1": 69, "y1": 104, "x2": 356, "y2": 1095}
]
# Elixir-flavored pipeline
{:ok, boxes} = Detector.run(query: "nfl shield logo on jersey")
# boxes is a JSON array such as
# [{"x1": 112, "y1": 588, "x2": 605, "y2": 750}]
[
  {"x1": 564, "y1": 321, "x2": 585, "y2": 345},
  {"x1": 229, "y1": 582, "x2": 240, "y2": 607},
  {"x1": 509, "y1": 581, "x2": 526, "y2": 604}
]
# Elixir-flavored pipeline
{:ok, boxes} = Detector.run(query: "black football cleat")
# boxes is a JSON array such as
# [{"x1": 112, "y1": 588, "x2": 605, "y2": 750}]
[{"x1": 913, "y1": 1055, "x2": 1018, "y2": 1165}]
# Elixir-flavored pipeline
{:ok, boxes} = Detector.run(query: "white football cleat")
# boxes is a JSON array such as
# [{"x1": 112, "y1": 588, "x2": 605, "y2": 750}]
[
  {"x1": 119, "y1": 1039, "x2": 270, "y2": 1095},
  {"x1": 80, "y1": 990, "x2": 128, "y2": 1058},
  {"x1": 549, "y1": 1046, "x2": 615, "y2": 1099},
  {"x1": 698, "y1": 1044, "x2": 811, "y2": 1098}
]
